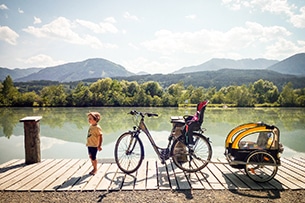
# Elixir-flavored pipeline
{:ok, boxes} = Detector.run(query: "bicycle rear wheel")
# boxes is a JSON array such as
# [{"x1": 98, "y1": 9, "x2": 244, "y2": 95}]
[
  {"x1": 171, "y1": 133, "x2": 212, "y2": 172},
  {"x1": 114, "y1": 132, "x2": 144, "y2": 174}
]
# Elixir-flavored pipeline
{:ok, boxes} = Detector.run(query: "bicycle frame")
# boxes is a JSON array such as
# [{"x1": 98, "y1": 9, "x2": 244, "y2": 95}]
[{"x1": 135, "y1": 115, "x2": 171, "y2": 160}]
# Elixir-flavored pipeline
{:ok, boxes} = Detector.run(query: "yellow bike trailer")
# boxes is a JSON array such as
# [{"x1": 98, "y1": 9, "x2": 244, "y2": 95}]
[{"x1": 224, "y1": 122, "x2": 284, "y2": 182}]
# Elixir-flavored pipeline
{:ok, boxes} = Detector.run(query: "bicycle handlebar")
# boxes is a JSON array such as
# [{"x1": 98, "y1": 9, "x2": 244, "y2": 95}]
[{"x1": 128, "y1": 110, "x2": 158, "y2": 118}]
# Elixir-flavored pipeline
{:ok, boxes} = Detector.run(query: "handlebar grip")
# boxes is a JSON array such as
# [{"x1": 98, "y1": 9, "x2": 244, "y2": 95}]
[
  {"x1": 128, "y1": 110, "x2": 158, "y2": 117},
  {"x1": 146, "y1": 113, "x2": 158, "y2": 117},
  {"x1": 128, "y1": 110, "x2": 137, "y2": 115}
]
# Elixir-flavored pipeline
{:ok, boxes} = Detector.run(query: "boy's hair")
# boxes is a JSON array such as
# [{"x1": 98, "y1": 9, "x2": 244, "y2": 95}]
[{"x1": 87, "y1": 112, "x2": 101, "y2": 122}]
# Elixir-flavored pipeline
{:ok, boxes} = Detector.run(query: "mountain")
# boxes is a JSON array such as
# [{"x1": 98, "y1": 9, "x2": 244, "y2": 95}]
[
  {"x1": 0, "y1": 67, "x2": 42, "y2": 81},
  {"x1": 174, "y1": 58, "x2": 279, "y2": 74},
  {"x1": 267, "y1": 53, "x2": 305, "y2": 76},
  {"x1": 136, "y1": 71, "x2": 150, "y2": 75},
  {"x1": 15, "y1": 58, "x2": 135, "y2": 82},
  {"x1": 113, "y1": 69, "x2": 305, "y2": 90}
]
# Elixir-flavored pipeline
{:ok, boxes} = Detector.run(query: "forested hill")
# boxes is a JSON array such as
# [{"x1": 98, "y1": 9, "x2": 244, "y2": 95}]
[
  {"x1": 106, "y1": 69, "x2": 305, "y2": 90},
  {"x1": 174, "y1": 58, "x2": 278, "y2": 74},
  {"x1": 14, "y1": 58, "x2": 134, "y2": 82}
]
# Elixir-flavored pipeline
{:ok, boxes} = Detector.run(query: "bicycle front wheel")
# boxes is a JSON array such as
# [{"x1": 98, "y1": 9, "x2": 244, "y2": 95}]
[
  {"x1": 171, "y1": 133, "x2": 212, "y2": 172},
  {"x1": 114, "y1": 132, "x2": 144, "y2": 174}
]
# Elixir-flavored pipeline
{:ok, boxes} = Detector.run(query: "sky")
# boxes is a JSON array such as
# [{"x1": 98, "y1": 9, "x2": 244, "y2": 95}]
[{"x1": 0, "y1": 0, "x2": 305, "y2": 74}]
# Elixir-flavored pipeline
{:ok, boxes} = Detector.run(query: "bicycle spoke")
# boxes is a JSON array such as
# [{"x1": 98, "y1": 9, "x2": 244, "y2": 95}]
[{"x1": 172, "y1": 133, "x2": 212, "y2": 172}]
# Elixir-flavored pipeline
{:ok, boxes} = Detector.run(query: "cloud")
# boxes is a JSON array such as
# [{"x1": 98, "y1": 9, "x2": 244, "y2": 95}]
[
  {"x1": 0, "y1": 4, "x2": 8, "y2": 10},
  {"x1": 18, "y1": 8, "x2": 24, "y2": 14},
  {"x1": 222, "y1": 0, "x2": 305, "y2": 28},
  {"x1": 21, "y1": 54, "x2": 65, "y2": 67},
  {"x1": 76, "y1": 18, "x2": 118, "y2": 33},
  {"x1": 222, "y1": 0, "x2": 295, "y2": 14},
  {"x1": 123, "y1": 12, "x2": 139, "y2": 21},
  {"x1": 265, "y1": 38, "x2": 305, "y2": 59},
  {"x1": 34, "y1": 16, "x2": 42, "y2": 24},
  {"x1": 23, "y1": 17, "x2": 117, "y2": 49},
  {"x1": 0, "y1": 26, "x2": 19, "y2": 45},
  {"x1": 123, "y1": 57, "x2": 175, "y2": 74},
  {"x1": 185, "y1": 14, "x2": 196, "y2": 20},
  {"x1": 141, "y1": 22, "x2": 291, "y2": 56},
  {"x1": 290, "y1": 6, "x2": 305, "y2": 28}
]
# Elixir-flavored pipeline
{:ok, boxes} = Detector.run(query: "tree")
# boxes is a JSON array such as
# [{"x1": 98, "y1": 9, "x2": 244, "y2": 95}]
[
  {"x1": 189, "y1": 87, "x2": 205, "y2": 104},
  {"x1": 40, "y1": 85, "x2": 67, "y2": 106},
  {"x1": 166, "y1": 82, "x2": 184, "y2": 105},
  {"x1": 278, "y1": 82, "x2": 296, "y2": 107},
  {"x1": 0, "y1": 75, "x2": 20, "y2": 106},
  {"x1": 90, "y1": 78, "x2": 113, "y2": 106},
  {"x1": 253, "y1": 79, "x2": 279, "y2": 104},
  {"x1": 142, "y1": 81, "x2": 163, "y2": 97},
  {"x1": 19, "y1": 91, "x2": 40, "y2": 107},
  {"x1": 71, "y1": 82, "x2": 92, "y2": 106}
]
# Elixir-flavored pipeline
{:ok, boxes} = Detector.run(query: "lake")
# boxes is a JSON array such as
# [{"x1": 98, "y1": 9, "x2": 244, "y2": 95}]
[{"x1": 0, "y1": 107, "x2": 305, "y2": 164}]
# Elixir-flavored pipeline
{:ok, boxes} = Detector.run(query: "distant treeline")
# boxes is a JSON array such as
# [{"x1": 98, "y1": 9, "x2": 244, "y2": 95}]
[{"x1": 0, "y1": 75, "x2": 304, "y2": 107}]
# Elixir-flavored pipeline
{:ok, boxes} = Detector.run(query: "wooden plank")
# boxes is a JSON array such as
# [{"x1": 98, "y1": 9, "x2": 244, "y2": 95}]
[
  {"x1": 44, "y1": 159, "x2": 88, "y2": 191},
  {"x1": 294, "y1": 157, "x2": 305, "y2": 165},
  {"x1": 276, "y1": 161, "x2": 305, "y2": 189},
  {"x1": 83, "y1": 163, "x2": 111, "y2": 191},
  {"x1": 121, "y1": 172, "x2": 136, "y2": 191},
  {"x1": 134, "y1": 160, "x2": 147, "y2": 190},
  {"x1": 156, "y1": 160, "x2": 171, "y2": 190},
  {"x1": 0, "y1": 159, "x2": 49, "y2": 190},
  {"x1": 194, "y1": 169, "x2": 212, "y2": 190},
  {"x1": 58, "y1": 160, "x2": 92, "y2": 191},
  {"x1": 0, "y1": 159, "x2": 22, "y2": 174},
  {"x1": 0, "y1": 159, "x2": 26, "y2": 183},
  {"x1": 96, "y1": 163, "x2": 118, "y2": 191},
  {"x1": 273, "y1": 167, "x2": 303, "y2": 190},
  {"x1": 220, "y1": 158, "x2": 285, "y2": 190},
  {"x1": 217, "y1": 158, "x2": 264, "y2": 190},
  {"x1": 170, "y1": 161, "x2": 191, "y2": 190},
  {"x1": 288, "y1": 158, "x2": 305, "y2": 168},
  {"x1": 5, "y1": 159, "x2": 55, "y2": 191},
  {"x1": 146, "y1": 159, "x2": 158, "y2": 190},
  {"x1": 108, "y1": 163, "x2": 124, "y2": 191},
  {"x1": 20, "y1": 159, "x2": 65, "y2": 191},
  {"x1": 184, "y1": 171, "x2": 204, "y2": 189},
  {"x1": 215, "y1": 161, "x2": 249, "y2": 190},
  {"x1": 200, "y1": 163, "x2": 221, "y2": 190},
  {"x1": 223, "y1": 164, "x2": 277, "y2": 190},
  {"x1": 167, "y1": 160, "x2": 178, "y2": 190},
  {"x1": 30, "y1": 159, "x2": 79, "y2": 191},
  {"x1": 207, "y1": 162, "x2": 235, "y2": 189},
  {"x1": 282, "y1": 158, "x2": 305, "y2": 178}
]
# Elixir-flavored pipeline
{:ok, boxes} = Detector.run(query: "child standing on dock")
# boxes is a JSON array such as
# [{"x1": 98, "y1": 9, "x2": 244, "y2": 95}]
[{"x1": 86, "y1": 112, "x2": 103, "y2": 175}]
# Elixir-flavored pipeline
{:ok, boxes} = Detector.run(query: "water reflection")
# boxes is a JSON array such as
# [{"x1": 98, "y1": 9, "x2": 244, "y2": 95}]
[{"x1": 0, "y1": 107, "x2": 304, "y2": 164}]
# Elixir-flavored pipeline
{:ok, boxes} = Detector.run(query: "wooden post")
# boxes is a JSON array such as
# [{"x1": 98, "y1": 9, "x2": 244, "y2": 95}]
[{"x1": 20, "y1": 116, "x2": 42, "y2": 164}]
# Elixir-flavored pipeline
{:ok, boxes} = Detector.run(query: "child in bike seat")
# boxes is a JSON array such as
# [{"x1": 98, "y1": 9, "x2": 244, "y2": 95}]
[{"x1": 184, "y1": 100, "x2": 209, "y2": 147}]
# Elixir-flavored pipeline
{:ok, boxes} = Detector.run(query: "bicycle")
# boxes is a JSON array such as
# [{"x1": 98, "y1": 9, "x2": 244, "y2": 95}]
[{"x1": 114, "y1": 105, "x2": 212, "y2": 174}]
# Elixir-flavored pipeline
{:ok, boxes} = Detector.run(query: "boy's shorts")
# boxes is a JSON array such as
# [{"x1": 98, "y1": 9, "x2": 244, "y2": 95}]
[{"x1": 88, "y1": 147, "x2": 98, "y2": 160}]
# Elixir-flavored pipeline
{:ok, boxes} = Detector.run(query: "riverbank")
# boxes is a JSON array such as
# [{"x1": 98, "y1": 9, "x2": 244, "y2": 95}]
[{"x1": 1, "y1": 190, "x2": 305, "y2": 203}]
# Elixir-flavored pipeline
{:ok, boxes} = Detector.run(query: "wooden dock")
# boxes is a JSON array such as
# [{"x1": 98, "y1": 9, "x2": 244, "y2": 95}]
[{"x1": 1, "y1": 157, "x2": 305, "y2": 192}]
